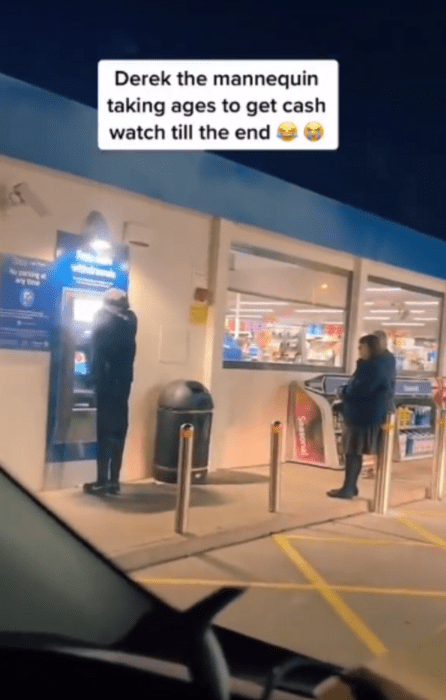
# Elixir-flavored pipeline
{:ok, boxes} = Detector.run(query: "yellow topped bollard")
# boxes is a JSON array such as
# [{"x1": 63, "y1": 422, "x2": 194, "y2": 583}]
[{"x1": 269, "y1": 421, "x2": 283, "y2": 513}]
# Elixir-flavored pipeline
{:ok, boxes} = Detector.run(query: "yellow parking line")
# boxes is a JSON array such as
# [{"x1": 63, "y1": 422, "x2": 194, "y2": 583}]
[
  {"x1": 398, "y1": 511, "x2": 446, "y2": 519},
  {"x1": 399, "y1": 517, "x2": 446, "y2": 554},
  {"x1": 273, "y1": 535, "x2": 387, "y2": 656},
  {"x1": 336, "y1": 585, "x2": 446, "y2": 598},
  {"x1": 286, "y1": 534, "x2": 432, "y2": 547},
  {"x1": 134, "y1": 577, "x2": 314, "y2": 590},
  {"x1": 134, "y1": 577, "x2": 446, "y2": 599}
]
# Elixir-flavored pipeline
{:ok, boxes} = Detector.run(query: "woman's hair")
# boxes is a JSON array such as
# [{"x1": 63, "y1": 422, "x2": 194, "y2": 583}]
[{"x1": 359, "y1": 334, "x2": 382, "y2": 359}]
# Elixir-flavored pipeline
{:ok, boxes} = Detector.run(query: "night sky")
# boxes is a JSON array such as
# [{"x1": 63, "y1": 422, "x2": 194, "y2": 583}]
[{"x1": 1, "y1": 1, "x2": 445, "y2": 242}]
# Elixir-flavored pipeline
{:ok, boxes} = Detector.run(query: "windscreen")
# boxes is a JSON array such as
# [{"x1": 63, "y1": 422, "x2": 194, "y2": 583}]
[{"x1": 0, "y1": 465, "x2": 155, "y2": 646}]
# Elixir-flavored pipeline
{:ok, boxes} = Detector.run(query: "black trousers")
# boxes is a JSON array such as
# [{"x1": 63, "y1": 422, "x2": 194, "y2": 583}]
[{"x1": 96, "y1": 392, "x2": 129, "y2": 485}]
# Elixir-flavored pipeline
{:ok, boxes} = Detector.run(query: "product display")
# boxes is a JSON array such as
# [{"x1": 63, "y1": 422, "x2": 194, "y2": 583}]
[
  {"x1": 225, "y1": 322, "x2": 344, "y2": 366},
  {"x1": 393, "y1": 339, "x2": 438, "y2": 373},
  {"x1": 395, "y1": 404, "x2": 435, "y2": 460}
]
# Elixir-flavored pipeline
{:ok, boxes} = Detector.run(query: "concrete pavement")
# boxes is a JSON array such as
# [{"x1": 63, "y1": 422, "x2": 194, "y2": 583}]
[
  {"x1": 129, "y1": 505, "x2": 446, "y2": 670},
  {"x1": 36, "y1": 458, "x2": 433, "y2": 572}
]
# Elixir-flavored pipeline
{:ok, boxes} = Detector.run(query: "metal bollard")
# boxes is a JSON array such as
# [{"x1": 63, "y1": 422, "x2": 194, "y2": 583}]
[
  {"x1": 430, "y1": 408, "x2": 446, "y2": 501},
  {"x1": 174, "y1": 423, "x2": 194, "y2": 534},
  {"x1": 269, "y1": 421, "x2": 283, "y2": 513},
  {"x1": 373, "y1": 412, "x2": 395, "y2": 515}
]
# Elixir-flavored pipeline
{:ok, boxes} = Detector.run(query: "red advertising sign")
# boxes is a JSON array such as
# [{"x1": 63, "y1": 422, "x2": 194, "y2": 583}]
[{"x1": 287, "y1": 382, "x2": 325, "y2": 465}]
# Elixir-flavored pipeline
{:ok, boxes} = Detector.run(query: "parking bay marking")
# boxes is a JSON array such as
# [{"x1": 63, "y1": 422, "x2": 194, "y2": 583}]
[
  {"x1": 134, "y1": 577, "x2": 446, "y2": 599},
  {"x1": 398, "y1": 511, "x2": 446, "y2": 520},
  {"x1": 399, "y1": 516, "x2": 446, "y2": 554},
  {"x1": 273, "y1": 535, "x2": 387, "y2": 656},
  {"x1": 286, "y1": 534, "x2": 433, "y2": 547}
]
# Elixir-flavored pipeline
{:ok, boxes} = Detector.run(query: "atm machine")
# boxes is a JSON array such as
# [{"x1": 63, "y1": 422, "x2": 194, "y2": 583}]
[
  {"x1": 287, "y1": 374, "x2": 435, "y2": 470},
  {"x1": 45, "y1": 290, "x2": 105, "y2": 488}
]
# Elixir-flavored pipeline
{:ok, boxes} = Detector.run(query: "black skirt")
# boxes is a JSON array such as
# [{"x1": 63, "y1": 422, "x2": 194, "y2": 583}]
[{"x1": 342, "y1": 422, "x2": 383, "y2": 456}]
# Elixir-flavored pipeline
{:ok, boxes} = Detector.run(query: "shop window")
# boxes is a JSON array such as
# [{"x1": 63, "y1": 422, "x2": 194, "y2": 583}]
[
  {"x1": 362, "y1": 277, "x2": 443, "y2": 375},
  {"x1": 223, "y1": 247, "x2": 351, "y2": 370}
]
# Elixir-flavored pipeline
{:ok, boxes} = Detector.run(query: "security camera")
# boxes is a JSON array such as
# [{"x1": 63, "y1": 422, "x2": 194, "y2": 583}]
[{"x1": 9, "y1": 183, "x2": 50, "y2": 217}]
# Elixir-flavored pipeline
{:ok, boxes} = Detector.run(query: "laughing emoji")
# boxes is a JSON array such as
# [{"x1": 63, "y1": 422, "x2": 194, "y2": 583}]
[{"x1": 277, "y1": 122, "x2": 298, "y2": 142}]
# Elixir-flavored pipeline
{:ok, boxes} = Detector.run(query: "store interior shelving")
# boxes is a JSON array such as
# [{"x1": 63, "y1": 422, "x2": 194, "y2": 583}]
[{"x1": 394, "y1": 404, "x2": 435, "y2": 461}]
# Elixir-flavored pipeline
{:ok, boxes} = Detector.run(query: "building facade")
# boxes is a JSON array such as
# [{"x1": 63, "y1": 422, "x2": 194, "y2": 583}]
[{"x1": 1, "y1": 72, "x2": 445, "y2": 492}]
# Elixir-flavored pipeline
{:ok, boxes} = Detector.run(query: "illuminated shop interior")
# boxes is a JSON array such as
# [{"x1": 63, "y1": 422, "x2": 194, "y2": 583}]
[
  {"x1": 361, "y1": 278, "x2": 441, "y2": 374},
  {"x1": 224, "y1": 249, "x2": 442, "y2": 375},
  {"x1": 224, "y1": 247, "x2": 349, "y2": 369}
]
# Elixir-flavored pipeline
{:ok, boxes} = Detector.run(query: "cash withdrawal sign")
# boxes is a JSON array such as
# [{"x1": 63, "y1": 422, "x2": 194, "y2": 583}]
[{"x1": 46, "y1": 232, "x2": 129, "y2": 466}]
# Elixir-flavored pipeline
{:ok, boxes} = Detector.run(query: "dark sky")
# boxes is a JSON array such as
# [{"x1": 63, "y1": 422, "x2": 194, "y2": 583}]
[{"x1": 1, "y1": 1, "x2": 445, "y2": 242}]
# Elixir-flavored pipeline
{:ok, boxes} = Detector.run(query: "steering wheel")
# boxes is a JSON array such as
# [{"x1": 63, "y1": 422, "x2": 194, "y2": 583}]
[{"x1": 115, "y1": 587, "x2": 246, "y2": 700}]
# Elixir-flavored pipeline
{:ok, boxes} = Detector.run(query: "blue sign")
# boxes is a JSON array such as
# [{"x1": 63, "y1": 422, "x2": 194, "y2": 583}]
[
  {"x1": 0, "y1": 255, "x2": 53, "y2": 351},
  {"x1": 51, "y1": 231, "x2": 129, "y2": 294},
  {"x1": 395, "y1": 379, "x2": 432, "y2": 397}
]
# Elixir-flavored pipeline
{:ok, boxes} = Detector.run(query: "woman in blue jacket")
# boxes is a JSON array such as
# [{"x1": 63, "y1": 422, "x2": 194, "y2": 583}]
[{"x1": 328, "y1": 334, "x2": 394, "y2": 499}]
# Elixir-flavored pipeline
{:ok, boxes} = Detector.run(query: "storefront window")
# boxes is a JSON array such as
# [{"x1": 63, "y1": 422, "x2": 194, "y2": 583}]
[
  {"x1": 223, "y1": 247, "x2": 351, "y2": 370},
  {"x1": 362, "y1": 277, "x2": 443, "y2": 374}
]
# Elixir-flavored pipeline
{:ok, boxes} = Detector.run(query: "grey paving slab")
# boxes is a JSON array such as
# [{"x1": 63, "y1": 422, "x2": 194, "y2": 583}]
[
  {"x1": 285, "y1": 539, "x2": 446, "y2": 591},
  {"x1": 130, "y1": 505, "x2": 446, "y2": 674},
  {"x1": 305, "y1": 513, "x2": 434, "y2": 543},
  {"x1": 193, "y1": 539, "x2": 309, "y2": 584},
  {"x1": 210, "y1": 588, "x2": 373, "y2": 670},
  {"x1": 342, "y1": 593, "x2": 446, "y2": 653}
]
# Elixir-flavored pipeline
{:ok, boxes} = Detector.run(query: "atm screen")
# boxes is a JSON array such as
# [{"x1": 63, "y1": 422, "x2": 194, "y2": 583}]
[
  {"x1": 75, "y1": 351, "x2": 89, "y2": 376},
  {"x1": 73, "y1": 297, "x2": 104, "y2": 324}
]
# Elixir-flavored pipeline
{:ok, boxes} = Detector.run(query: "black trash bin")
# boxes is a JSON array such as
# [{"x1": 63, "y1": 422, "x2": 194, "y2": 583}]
[{"x1": 154, "y1": 380, "x2": 214, "y2": 484}]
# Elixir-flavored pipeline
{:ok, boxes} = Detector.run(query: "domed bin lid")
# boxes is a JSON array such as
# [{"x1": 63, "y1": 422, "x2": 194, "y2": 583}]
[{"x1": 157, "y1": 380, "x2": 214, "y2": 411}]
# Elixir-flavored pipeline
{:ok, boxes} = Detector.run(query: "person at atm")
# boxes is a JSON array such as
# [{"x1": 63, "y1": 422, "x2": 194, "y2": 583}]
[
  {"x1": 83, "y1": 288, "x2": 137, "y2": 496},
  {"x1": 327, "y1": 334, "x2": 394, "y2": 500}
]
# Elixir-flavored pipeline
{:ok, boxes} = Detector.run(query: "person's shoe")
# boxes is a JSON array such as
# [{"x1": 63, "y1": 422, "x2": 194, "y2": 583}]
[
  {"x1": 107, "y1": 483, "x2": 120, "y2": 495},
  {"x1": 83, "y1": 482, "x2": 108, "y2": 495},
  {"x1": 327, "y1": 487, "x2": 359, "y2": 499}
]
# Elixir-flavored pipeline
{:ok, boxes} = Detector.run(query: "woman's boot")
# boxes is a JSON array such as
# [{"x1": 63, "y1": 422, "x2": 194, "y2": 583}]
[{"x1": 327, "y1": 454, "x2": 362, "y2": 499}]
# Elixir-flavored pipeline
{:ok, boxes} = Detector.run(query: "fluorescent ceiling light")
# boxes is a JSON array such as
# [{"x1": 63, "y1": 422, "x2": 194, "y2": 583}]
[
  {"x1": 230, "y1": 308, "x2": 274, "y2": 313},
  {"x1": 381, "y1": 322, "x2": 425, "y2": 327},
  {"x1": 364, "y1": 316, "x2": 390, "y2": 320},
  {"x1": 404, "y1": 301, "x2": 439, "y2": 306},
  {"x1": 366, "y1": 287, "x2": 402, "y2": 292},
  {"x1": 226, "y1": 314, "x2": 262, "y2": 319},
  {"x1": 369, "y1": 309, "x2": 400, "y2": 314},
  {"x1": 238, "y1": 301, "x2": 290, "y2": 306},
  {"x1": 413, "y1": 317, "x2": 438, "y2": 321},
  {"x1": 90, "y1": 238, "x2": 111, "y2": 252},
  {"x1": 364, "y1": 302, "x2": 374, "y2": 306},
  {"x1": 294, "y1": 309, "x2": 344, "y2": 313}
]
